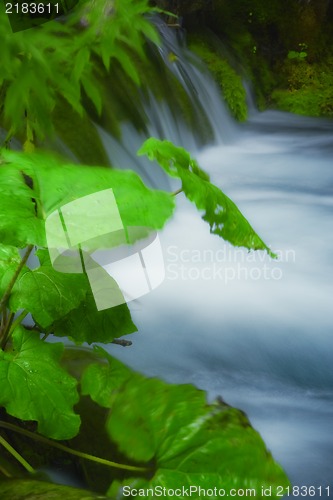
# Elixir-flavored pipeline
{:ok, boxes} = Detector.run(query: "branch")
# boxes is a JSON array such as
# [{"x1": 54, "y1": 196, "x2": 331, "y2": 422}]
[{"x1": 0, "y1": 435, "x2": 35, "y2": 473}]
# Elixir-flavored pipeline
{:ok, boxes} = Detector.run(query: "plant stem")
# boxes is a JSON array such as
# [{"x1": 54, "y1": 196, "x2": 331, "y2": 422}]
[
  {"x1": 9, "y1": 310, "x2": 29, "y2": 336},
  {"x1": 0, "y1": 312, "x2": 15, "y2": 349},
  {"x1": 0, "y1": 435, "x2": 35, "y2": 474},
  {"x1": 0, "y1": 421, "x2": 148, "y2": 473},
  {"x1": 172, "y1": 188, "x2": 183, "y2": 196},
  {"x1": 0, "y1": 245, "x2": 34, "y2": 312},
  {"x1": 0, "y1": 308, "x2": 7, "y2": 331}
]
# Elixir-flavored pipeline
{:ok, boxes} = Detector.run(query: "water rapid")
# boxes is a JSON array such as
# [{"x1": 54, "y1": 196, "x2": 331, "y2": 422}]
[{"x1": 102, "y1": 21, "x2": 333, "y2": 499}]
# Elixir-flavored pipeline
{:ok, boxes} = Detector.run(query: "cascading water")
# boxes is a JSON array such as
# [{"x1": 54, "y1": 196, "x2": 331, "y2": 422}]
[
  {"x1": 101, "y1": 19, "x2": 333, "y2": 500},
  {"x1": 97, "y1": 17, "x2": 236, "y2": 189}
]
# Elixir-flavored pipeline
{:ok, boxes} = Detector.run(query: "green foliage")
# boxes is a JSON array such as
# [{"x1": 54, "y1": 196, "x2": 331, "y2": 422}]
[
  {"x1": 0, "y1": 147, "x2": 174, "y2": 346},
  {"x1": 81, "y1": 346, "x2": 133, "y2": 407},
  {"x1": 0, "y1": 149, "x2": 175, "y2": 248},
  {"x1": 188, "y1": 35, "x2": 247, "y2": 122},
  {"x1": 0, "y1": 142, "x2": 284, "y2": 491},
  {"x1": 52, "y1": 291, "x2": 137, "y2": 344},
  {"x1": 9, "y1": 250, "x2": 88, "y2": 328},
  {"x1": 52, "y1": 98, "x2": 110, "y2": 165},
  {"x1": 138, "y1": 139, "x2": 275, "y2": 257},
  {"x1": 0, "y1": 0, "x2": 159, "y2": 141},
  {"x1": 204, "y1": 0, "x2": 333, "y2": 116},
  {"x1": 271, "y1": 86, "x2": 333, "y2": 117},
  {"x1": 0, "y1": 145, "x2": 287, "y2": 493},
  {"x1": 0, "y1": 326, "x2": 80, "y2": 439},
  {"x1": 0, "y1": 244, "x2": 22, "y2": 295},
  {"x1": 288, "y1": 45, "x2": 308, "y2": 61},
  {"x1": 81, "y1": 356, "x2": 289, "y2": 498},
  {"x1": 271, "y1": 57, "x2": 333, "y2": 117},
  {"x1": 288, "y1": 51, "x2": 307, "y2": 60}
]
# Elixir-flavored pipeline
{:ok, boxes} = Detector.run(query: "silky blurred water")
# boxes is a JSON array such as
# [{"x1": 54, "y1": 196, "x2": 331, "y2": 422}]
[{"x1": 107, "y1": 109, "x2": 333, "y2": 497}]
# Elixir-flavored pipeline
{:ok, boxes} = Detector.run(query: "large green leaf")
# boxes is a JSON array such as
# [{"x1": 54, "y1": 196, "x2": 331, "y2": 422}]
[
  {"x1": 138, "y1": 139, "x2": 276, "y2": 257},
  {"x1": 9, "y1": 250, "x2": 88, "y2": 328},
  {"x1": 0, "y1": 326, "x2": 80, "y2": 439},
  {"x1": 0, "y1": 150, "x2": 175, "y2": 248},
  {"x1": 0, "y1": 160, "x2": 46, "y2": 248},
  {"x1": 81, "y1": 358, "x2": 290, "y2": 498},
  {"x1": 53, "y1": 291, "x2": 137, "y2": 345},
  {"x1": 81, "y1": 346, "x2": 133, "y2": 406}
]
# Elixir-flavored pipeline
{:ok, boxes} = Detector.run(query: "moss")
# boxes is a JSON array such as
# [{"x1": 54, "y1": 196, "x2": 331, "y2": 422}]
[
  {"x1": 270, "y1": 59, "x2": 333, "y2": 117},
  {"x1": 271, "y1": 88, "x2": 333, "y2": 117},
  {"x1": 204, "y1": 0, "x2": 333, "y2": 117},
  {"x1": 188, "y1": 34, "x2": 248, "y2": 121}
]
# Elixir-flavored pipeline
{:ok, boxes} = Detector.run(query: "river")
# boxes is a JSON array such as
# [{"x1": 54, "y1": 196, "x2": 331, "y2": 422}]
[{"x1": 102, "y1": 23, "x2": 333, "y2": 499}]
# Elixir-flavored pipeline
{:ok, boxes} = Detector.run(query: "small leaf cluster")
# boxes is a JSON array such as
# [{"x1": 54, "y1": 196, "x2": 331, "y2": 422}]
[{"x1": 0, "y1": 0, "x2": 159, "y2": 141}]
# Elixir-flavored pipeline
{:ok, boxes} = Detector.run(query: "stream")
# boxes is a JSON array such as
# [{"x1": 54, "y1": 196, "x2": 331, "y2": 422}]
[{"x1": 100, "y1": 22, "x2": 333, "y2": 499}]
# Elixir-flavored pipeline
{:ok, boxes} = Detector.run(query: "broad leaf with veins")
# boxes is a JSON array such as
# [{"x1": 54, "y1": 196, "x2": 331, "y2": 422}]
[
  {"x1": 81, "y1": 355, "x2": 290, "y2": 498},
  {"x1": 9, "y1": 250, "x2": 88, "y2": 328},
  {"x1": 138, "y1": 138, "x2": 276, "y2": 257},
  {"x1": 0, "y1": 327, "x2": 80, "y2": 439},
  {"x1": 0, "y1": 150, "x2": 175, "y2": 248},
  {"x1": 53, "y1": 290, "x2": 137, "y2": 344}
]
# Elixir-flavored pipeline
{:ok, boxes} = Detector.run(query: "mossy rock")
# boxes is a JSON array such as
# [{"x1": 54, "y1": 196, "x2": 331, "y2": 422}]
[{"x1": 188, "y1": 33, "x2": 248, "y2": 121}]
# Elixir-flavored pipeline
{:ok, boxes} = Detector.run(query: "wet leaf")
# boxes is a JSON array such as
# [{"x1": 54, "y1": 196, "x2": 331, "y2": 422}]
[
  {"x1": 138, "y1": 139, "x2": 276, "y2": 257},
  {"x1": 81, "y1": 356, "x2": 290, "y2": 497},
  {"x1": 0, "y1": 150, "x2": 175, "y2": 248},
  {"x1": 0, "y1": 327, "x2": 80, "y2": 439},
  {"x1": 81, "y1": 346, "x2": 133, "y2": 406},
  {"x1": 53, "y1": 292, "x2": 136, "y2": 345},
  {"x1": 9, "y1": 250, "x2": 88, "y2": 328}
]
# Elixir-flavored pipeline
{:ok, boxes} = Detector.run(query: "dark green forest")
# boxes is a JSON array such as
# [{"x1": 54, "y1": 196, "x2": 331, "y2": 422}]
[{"x1": 159, "y1": 0, "x2": 333, "y2": 118}]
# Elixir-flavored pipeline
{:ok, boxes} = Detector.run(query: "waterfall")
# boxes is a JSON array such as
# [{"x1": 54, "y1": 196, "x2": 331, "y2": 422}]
[{"x1": 97, "y1": 17, "x2": 237, "y2": 189}]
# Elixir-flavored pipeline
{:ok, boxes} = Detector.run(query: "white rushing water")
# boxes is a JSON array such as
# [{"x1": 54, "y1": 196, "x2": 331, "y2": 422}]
[
  {"x1": 100, "y1": 22, "x2": 333, "y2": 499},
  {"x1": 109, "y1": 110, "x2": 333, "y2": 496}
]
